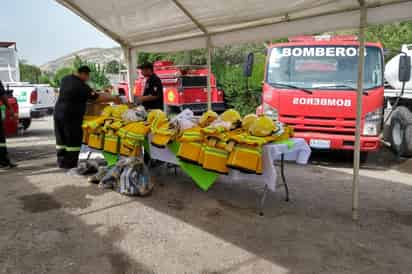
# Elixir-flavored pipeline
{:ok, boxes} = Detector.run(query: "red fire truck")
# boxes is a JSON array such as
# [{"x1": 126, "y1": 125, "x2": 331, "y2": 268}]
[
  {"x1": 117, "y1": 61, "x2": 225, "y2": 114},
  {"x1": 259, "y1": 35, "x2": 384, "y2": 153}
]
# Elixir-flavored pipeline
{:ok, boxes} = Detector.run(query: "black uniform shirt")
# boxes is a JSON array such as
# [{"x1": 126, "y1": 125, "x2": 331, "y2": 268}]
[
  {"x1": 0, "y1": 81, "x2": 5, "y2": 97},
  {"x1": 142, "y1": 74, "x2": 163, "y2": 110},
  {"x1": 55, "y1": 75, "x2": 98, "y2": 121}
]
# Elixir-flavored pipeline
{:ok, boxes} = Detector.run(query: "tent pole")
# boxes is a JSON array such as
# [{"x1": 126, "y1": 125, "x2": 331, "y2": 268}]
[
  {"x1": 124, "y1": 47, "x2": 137, "y2": 103},
  {"x1": 352, "y1": 0, "x2": 367, "y2": 221},
  {"x1": 207, "y1": 36, "x2": 212, "y2": 111}
]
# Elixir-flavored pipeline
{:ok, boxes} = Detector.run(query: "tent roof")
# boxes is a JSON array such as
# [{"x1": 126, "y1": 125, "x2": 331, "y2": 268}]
[{"x1": 56, "y1": 0, "x2": 412, "y2": 52}]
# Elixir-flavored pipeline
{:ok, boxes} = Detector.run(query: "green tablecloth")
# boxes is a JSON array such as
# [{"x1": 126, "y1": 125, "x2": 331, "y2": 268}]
[{"x1": 168, "y1": 142, "x2": 219, "y2": 191}]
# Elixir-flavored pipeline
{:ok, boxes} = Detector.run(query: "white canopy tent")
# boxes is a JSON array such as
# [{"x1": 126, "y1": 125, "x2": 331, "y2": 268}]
[{"x1": 56, "y1": 0, "x2": 412, "y2": 220}]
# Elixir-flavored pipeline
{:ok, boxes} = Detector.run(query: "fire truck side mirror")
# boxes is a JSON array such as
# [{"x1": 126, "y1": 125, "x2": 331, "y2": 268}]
[
  {"x1": 399, "y1": 54, "x2": 411, "y2": 83},
  {"x1": 243, "y1": 52, "x2": 254, "y2": 77}
]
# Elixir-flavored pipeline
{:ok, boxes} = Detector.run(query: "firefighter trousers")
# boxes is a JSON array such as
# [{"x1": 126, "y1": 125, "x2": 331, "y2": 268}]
[
  {"x1": 0, "y1": 113, "x2": 11, "y2": 164},
  {"x1": 54, "y1": 116, "x2": 82, "y2": 168}
]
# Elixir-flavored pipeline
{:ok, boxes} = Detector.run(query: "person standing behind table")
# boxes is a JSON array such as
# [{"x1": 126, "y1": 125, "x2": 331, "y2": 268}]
[
  {"x1": 0, "y1": 80, "x2": 17, "y2": 168},
  {"x1": 135, "y1": 62, "x2": 164, "y2": 110},
  {"x1": 54, "y1": 66, "x2": 119, "y2": 169},
  {"x1": 134, "y1": 62, "x2": 164, "y2": 166}
]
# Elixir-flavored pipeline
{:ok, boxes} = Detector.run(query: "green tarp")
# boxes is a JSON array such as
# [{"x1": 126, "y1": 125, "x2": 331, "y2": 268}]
[
  {"x1": 103, "y1": 152, "x2": 118, "y2": 167},
  {"x1": 168, "y1": 142, "x2": 219, "y2": 191}
]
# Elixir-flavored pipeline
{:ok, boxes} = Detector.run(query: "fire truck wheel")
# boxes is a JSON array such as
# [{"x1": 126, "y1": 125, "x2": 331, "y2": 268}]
[
  {"x1": 389, "y1": 106, "x2": 412, "y2": 157},
  {"x1": 360, "y1": 152, "x2": 369, "y2": 164}
]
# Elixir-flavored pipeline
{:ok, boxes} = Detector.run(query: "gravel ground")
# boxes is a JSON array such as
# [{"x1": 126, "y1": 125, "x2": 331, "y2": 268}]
[{"x1": 1, "y1": 116, "x2": 412, "y2": 274}]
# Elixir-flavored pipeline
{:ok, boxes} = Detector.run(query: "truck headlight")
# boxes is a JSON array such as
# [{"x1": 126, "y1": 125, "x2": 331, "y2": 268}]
[
  {"x1": 363, "y1": 108, "x2": 382, "y2": 136},
  {"x1": 263, "y1": 103, "x2": 279, "y2": 120}
]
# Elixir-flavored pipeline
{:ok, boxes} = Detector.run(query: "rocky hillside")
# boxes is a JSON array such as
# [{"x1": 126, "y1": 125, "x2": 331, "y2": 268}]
[{"x1": 40, "y1": 47, "x2": 123, "y2": 73}]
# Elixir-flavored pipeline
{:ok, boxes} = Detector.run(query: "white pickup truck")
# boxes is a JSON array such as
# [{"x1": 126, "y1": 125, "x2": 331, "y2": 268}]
[
  {"x1": 1, "y1": 42, "x2": 56, "y2": 130},
  {"x1": 8, "y1": 83, "x2": 56, "y2": 129}
]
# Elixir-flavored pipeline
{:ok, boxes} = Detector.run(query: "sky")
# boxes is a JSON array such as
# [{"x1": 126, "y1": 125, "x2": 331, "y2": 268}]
[{"x1": 0, "y1": 0, "x2": 118, "y2": 65}]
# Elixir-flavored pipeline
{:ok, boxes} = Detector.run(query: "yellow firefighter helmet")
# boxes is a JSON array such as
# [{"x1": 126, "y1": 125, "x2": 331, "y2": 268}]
[
  {"x1": 220, "y1": 109, "x2": 241, "y2": 124},
  {"x1": 199, "y1": 110, "x2": 218, "y2": 127},
  {"x1": 249, "y1": 116, "x2": 277, "y2": 137},
  {"x1": 242, "y1": 114, "x2": 258, "y2": 131}
]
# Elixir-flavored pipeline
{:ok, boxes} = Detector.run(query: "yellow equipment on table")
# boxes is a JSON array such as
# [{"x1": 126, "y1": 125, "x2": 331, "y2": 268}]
[
  {"x1": 83, "y1": 117, "x2": 114, "y2": 150},
  {"x1": 227, "y1": 144, "x2": 263, "y2": 174},
  {"x1": 118, "y1": 122, "x2": 149, "y2": 157},
  {"x1": 177, "y1": 127, "x2": 204, "y2": 163},
  {"x1": 200, "y1": 141, "x2": 229, "y2": 174}
]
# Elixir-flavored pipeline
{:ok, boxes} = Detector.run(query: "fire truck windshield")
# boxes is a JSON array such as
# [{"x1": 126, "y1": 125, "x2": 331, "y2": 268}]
[
  {"x1": 267, "y1": 46, "x2": 383, "y2": 91},
  {"x1": 182, "y1": 76, "x2": 208, "y2": 87}
]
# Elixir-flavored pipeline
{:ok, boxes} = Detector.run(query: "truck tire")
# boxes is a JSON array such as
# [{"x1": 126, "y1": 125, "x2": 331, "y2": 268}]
[
  {"x1": 20, "y1": 118, "x2": 31, "y2": 130},
  {"x1": 389, "y1": 106, "x2": 412, "y2": 157},
  {"x1": 360, "y1": 152, "x2": 369, "y2": 164}
]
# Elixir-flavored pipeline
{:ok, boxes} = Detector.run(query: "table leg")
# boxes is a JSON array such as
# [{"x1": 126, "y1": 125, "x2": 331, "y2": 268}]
[
  {"x1": 259, "y1": 184, "x2": 268, "y2": 216},
  {"x1": 280, "y1": 154, "x2": 290, "y2": 202}
]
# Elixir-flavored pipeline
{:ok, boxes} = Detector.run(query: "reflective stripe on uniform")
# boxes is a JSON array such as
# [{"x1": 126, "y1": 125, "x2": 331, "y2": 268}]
[
  {"x1": 236, "y1": 146, "x2": 262, "y2": 155},
  {"x1": 104, "y1": 135, "x2": 118, "y2": 141},
  {"x1": 204, "y1": 147, "x2": 228, "y2": 157},
  {"x1": 56, "y1": 145, "x2": 66, "y2": 150},
  {"x1": 65, "y1": 146, "x2": 81, "y2": 152},
  {"x1": 0, "y1": 143, "x2": 6, "y2": 147},
  {"x1": 125, "y1": 131, "x2": 144, "y2": 140}
]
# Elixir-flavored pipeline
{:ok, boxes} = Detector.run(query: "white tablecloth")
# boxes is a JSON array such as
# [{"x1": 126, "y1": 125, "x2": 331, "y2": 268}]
[{"x1": 149, "y1": 138, "x2": 311, "y2": 192}]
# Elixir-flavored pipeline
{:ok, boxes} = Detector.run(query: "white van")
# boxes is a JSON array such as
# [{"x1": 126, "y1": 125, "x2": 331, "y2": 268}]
[{"x1": 9, "y1": 83, "x2": 56, "y2": 129}]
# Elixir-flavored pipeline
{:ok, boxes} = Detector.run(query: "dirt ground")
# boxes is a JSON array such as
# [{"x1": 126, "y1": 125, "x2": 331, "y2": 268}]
[{"x1": 1, "y1": 117, "x2": 412, "y2": 274}]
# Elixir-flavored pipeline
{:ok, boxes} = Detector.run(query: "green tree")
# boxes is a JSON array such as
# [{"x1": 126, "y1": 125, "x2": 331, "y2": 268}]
[
  {"x1": 106, "y1": 60, "x2": 121, "y2": 74},
  {"x1": 213, "y1": 50, "x2": 266, "y2": 115},
  {"x1": 70, "y1": 56, "x2": 110, "y2": 90},
  {"x1": 331, "y1": 21, "x2": 412, "y2": 61},
  {"x1": 38, "y1": 74, "x2": 52, "y2": 85},
  {"x1": 365, "y1": 21, "x2": 412, "y2": 60},
  {"x1": 19, "y1": 61, "x2": 41, "y2": 84},
  {"x1": 52, "y1": 67, "x2": 73, "y2": 88},
  {"x1": 72, "y1": 55, "x2": 85, "y2": 70},
  {"x1": 88, "y1": 63, "x2": 110, "y2": 90}
]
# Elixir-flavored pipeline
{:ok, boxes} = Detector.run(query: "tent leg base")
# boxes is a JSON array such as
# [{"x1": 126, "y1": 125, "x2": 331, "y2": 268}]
[
  {"x1": 280, "y1": 154, "x2": 290, "y2": 202},
  {"x1": 258, "y1": 184, "x2": 269, "y2": 216}
]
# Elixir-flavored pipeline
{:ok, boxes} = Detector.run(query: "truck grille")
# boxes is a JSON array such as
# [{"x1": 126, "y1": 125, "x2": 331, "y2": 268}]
[{"x1": 280, "y1": 115, "x2": 356, "y2": 135}]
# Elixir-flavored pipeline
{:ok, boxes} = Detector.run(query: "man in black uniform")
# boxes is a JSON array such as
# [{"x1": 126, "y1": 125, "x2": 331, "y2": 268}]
[
  {"x1": 0, "y1": 80, "x2": 17, "y2": 168},
  {"x1": 136, "y1": 62, "x2": 164, "y2": 110},
  {"x1": 135, "y1": 62, "x2": 164, "y2": 166},
  {"x1": 54, "y1": 66, "x2": 117, "y2": 169}
]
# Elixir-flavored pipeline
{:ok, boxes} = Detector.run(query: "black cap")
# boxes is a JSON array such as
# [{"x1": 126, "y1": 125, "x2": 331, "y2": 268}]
[
  {"x1": 138, "y1": 62, "x2": 154, "y2": 70},
  {"x1": 78, "y1": 65, "x2": 91, "y2": 74}
]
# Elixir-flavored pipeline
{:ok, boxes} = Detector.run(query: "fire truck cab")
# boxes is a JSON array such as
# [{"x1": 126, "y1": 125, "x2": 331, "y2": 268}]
[{"x1": 260, "y1": 35, "x2": 384, "y2": 152}]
